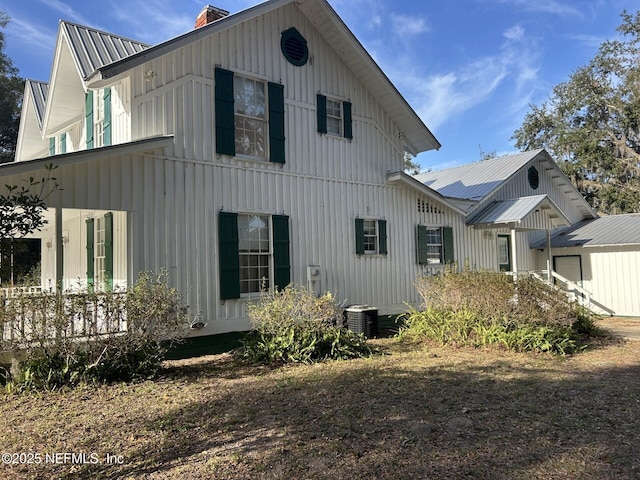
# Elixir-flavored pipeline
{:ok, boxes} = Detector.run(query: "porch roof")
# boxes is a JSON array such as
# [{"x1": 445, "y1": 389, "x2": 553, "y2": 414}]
[
  {"x1": 0, "y1": 136, "x2": 174, "y2": 176},
  {"x1": 531, "y1": 213, "x2": 640, "y2": 248},
  {"x1": 467, "y1": 194, "x2": 570, "y2": 230}
]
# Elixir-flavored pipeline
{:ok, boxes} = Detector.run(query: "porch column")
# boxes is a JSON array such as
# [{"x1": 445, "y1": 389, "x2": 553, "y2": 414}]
[
  {"x1": 510, "y1": 226, "x2": 518, "y2": 280},
  {"x1": 55, "y1": 207, "x2": 63, "y2": 291},
  {"x1": 546, "y1": 229, "x2": 552, "y2": 282}
]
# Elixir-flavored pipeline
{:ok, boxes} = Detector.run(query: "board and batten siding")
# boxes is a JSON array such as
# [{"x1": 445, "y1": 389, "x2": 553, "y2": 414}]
[
  {"x1": 129, "y1": 3, "x2": 407, "y2": 184},
  {"x1": 536, "y1": 246, "x2": 640, "y2": 316}
]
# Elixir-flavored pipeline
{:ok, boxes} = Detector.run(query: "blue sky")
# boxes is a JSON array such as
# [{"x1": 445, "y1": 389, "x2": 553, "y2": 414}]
[{"x1": 1, "y1": 0, "x2": 637, "y2": 170}]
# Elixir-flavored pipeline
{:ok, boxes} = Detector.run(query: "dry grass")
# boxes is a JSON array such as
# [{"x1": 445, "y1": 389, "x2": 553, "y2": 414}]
[{"x1": 1, "y1": 333, "x2": 639, "y2": 480}]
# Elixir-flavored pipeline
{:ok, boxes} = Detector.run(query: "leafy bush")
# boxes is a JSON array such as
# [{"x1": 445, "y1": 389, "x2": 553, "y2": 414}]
[
  {"x1": 2, "y1": 271, "x2": 189, "y2": 392},
  {"x1": 398, "y1": 270, "x2": 601, "y2": 355},
  {"x1": 239, "y1": 286, "x2": 378, "y2": 365}
]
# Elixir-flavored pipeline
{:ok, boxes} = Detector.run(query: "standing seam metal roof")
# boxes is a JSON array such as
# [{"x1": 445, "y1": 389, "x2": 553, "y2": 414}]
[
  {"x1": 414, "y1": 150, "x2": 543, "y2": 200},
  {"x1": 27, "y1": 80, "x2": 49, "y2": 130},
  {"x1": 61, "y1": 21, "x2": 149, "y2": 80},
  {"x1": 468, "y1": 195, "x2": 549, "y2": 225},
  {"x1": 531, "y1": 214, "x2": 640, "y2": 248}
]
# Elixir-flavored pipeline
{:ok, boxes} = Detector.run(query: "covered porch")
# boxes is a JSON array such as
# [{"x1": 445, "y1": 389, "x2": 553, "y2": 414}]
[
  {"x1": 467, "y1": 194, "x2": 571, "y2": 281},
  {"x1": 1, "y1": 207, "x2": 128, "y2": 296}
]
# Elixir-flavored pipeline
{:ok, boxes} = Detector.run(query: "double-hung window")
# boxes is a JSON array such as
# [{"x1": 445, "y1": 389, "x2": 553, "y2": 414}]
[
  {"x1": 317, "y1": 94, "x2": 353, "y2": 139},
  {"x1": 416, "y1": 225, "x2": 454, "y2": 265},
  {"x1": 238, "y1": 215, "x2": 271, "y2": 294},
  {"x1": 94, "y1": 91, "x2": 105, "y2": 148},
  {"x1": 355, "y1": 218, "x2": 387, "y2": 256},
  {"x1": 86, "y1": 212, "x2": 114, "y2": 292},
  {"x1": 234, "y1": 76, "x2": 266, "y2": 158},
  {"x1": 219, "y1": 212, "x2": 290, "y2": 299},
  {"x1": 215, "y1": 68, "x2": 285, "y2": 164},
  {"x1": 326, "y1": 99, "x2": 342, "y2": 136},
  {"x1": 85, "y1": 88, "x2": 112, "y2": 149}
]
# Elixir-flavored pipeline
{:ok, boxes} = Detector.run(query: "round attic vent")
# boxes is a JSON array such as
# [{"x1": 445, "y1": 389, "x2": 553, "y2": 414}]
[
  {"x1": 281, "y1": 27, "x2": 308, "y2": 66},
  {"x1": 528, "y1": 165, "x2": 540, "y2": 190}
]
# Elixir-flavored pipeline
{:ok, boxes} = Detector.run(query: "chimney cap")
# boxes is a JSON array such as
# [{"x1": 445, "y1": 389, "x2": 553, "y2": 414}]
[{"x1": 195, "y1": 5, "x2": 230, "y2": 29}]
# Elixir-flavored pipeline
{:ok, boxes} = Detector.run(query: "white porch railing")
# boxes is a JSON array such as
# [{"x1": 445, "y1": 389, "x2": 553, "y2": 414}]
[
  {"x1": 1, "y1": 286, "x2": 43, "y2": 298},
  {"x1": 1, "y1": 292, "x2": 127, "y2": 345},
  {"x1": 515, "y1": 270, "x2": 594, "y2": 311}
]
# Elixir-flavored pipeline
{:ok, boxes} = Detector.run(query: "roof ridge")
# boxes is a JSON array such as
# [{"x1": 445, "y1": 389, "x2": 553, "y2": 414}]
[
  {"x1": 420, "y1": 149, "x2": 544, "y2": 176},
  {"x1": 60, "y1": 19, "x2": 150, "y2": 48}
]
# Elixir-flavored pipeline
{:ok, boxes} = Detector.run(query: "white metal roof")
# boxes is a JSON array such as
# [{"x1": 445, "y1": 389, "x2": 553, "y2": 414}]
[
  {"x1": 467, "y1": 195, "x2": 570, "y2": 229},
  {"x1": 531, "y1": 213, "x2": 640, "y2": 248},
  {"x1": 415, "y1": 150, "x2": 543, "y2": 200}
]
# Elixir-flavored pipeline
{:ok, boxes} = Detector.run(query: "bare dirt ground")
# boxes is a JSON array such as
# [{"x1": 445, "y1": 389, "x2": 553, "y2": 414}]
[
  {"x1": 1, "y1": 333, "x2": 639, "y2": 480},
  {"x1": 596, "y1": 316, "x2": 640, "y2": 340}
]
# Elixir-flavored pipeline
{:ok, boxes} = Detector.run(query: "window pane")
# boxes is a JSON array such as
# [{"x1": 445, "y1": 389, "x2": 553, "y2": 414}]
[
  {"x1": 326, "y1": 99, "x2": 342, "y2": 136},
  {"x1": 234, "y1": 75, "x2": 267, "y2": 158},
  {"x1": 238, "y1": 215, "x2": 270, "y2": 293},
  {"x1": 363, "y1": 219, "x2": 378, "y2": 253},
  {"x1": 425, "y1": 228, "x2": 443, "y2": 264}
]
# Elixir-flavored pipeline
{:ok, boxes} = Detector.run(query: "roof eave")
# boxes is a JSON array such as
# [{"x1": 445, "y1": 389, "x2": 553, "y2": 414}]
[
  {"x1": 0, "y1": 136, "x2": 175, "y2": 176},
  {"x1": 387, "y1": 171, "x2": 465, "y2": 215}
]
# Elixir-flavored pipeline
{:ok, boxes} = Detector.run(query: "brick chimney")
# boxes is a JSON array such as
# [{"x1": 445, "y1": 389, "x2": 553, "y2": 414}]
[{"x1": 195, "y1": 5, "x2": 229, "y2": 29}]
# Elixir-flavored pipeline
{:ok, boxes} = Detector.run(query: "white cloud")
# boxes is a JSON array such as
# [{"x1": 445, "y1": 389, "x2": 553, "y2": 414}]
[
  {"x1": 36, "y1": 0, "x2": 94, "y2": 26},
  {"x1": 566, "y1": 33, "x2": 605, "y2": 49},
  {"x1": 503, "y1": 25, "x2": 525, "y2": 41},
  {"x1": 391, "y1": 14, "x2": 429, "y2": 36},
  {"x1": 6, "y1": 17, "x2": 56, "y2": 48},
  {"x1": 107, "y1": 0, "x2": 194, "y2": 43},
  {"x1": 496, "y1": 0, "x2": 582, "y2": 17},
  {"x1": 382, "y1": 22, "x2": 544, "y2": 136}
]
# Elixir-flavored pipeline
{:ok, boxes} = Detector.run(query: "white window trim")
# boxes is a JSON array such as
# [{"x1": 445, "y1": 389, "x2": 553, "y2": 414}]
[
  {"x1": 326, "y1": 97, "x2": 342, "y2": 137},
  {"x1": 234, "y1": 75, "x2": 268, "y2": 161},
  {"x1": 363, "y1": 219, "x2": 379, "y2": 255},
  {"x1": 424, "y1": 226, "x2": 444, "y2": 265},
  {"x1": 238, "y1": 213, "x2": 273, "y2": 296},
  {"x1": 94, "y1": 90, "x2": 105, "y2": 148}
]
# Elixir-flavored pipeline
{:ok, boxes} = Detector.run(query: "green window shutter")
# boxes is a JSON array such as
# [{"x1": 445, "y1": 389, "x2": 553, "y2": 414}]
[
  {"x1": 85, "y1": 91, "x2": 94, "y2": 149},
  {"x1": 416, "y1": 225, "x2": 428, "y2": 265},
  {"x1": 443, "y1": 227, "x2": 454, "y2": 264},
  {"x1": 60, "y1": 133, "x2": 66, "y2": 154},
  {"x1": 378, "y1": 219, "x2": 387, "y2": 255},
  {"x1": 219, "y1": 211, "x2": 240, "y2": 299},
  {"x1": 104, "y1": 212, "x2": 114, "y2": 291},
  {"x1": 343, "y1": 101, "x2": 353, "y2": 139},
  {"x1": 86, "y1": 218, "x2": 94, "y2": 292},
  {"x1": 268, "y1": 82, "x2": 285, "y2": 164},
  {"x1": 49, "y1": 138, "x2": 55, "y2": 156},
  {"x1": 355, "y1": 218, "x2": 364, "y2": 255},
  {"x1": 272, "y1": 215, "x2": 290, "y2": 290},
  {"x1": 103, "y1": 88, "x2": 112, "y2": 147},
  {"x1": 215, "y1": 67, "x2": 235, "y2": 156},
  {"x1": 317, "y1": 94, "x2": 327, "y2": 134}
]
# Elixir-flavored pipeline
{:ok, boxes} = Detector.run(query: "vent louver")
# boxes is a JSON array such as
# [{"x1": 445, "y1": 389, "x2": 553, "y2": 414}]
[{"x1": 281, "y1": 27, "x2": 308, "y2": 66}]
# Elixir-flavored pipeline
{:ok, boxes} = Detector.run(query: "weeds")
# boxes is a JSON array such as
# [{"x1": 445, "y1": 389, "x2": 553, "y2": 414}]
[
  {"x1": 1, "y1": 271, "x2": 189, "y2": 392},
  {"x1": 398, "y1": 271, "x2": 601, "y2": 355},
  {"x1": 239, "y1": 286, "x2": 378, "y2": 364}
]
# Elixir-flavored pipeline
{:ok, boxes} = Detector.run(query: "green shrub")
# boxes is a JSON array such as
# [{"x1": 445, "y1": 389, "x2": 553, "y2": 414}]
[
  {"x1": 2, "y1": 270, "x2": 189, "y2": 392},
  {"x1": 240, "y1": 286, "x2": 378, "y2": 365},
  {"x1": 398, "y1": 270, "x2": 601, "y2": 355}
]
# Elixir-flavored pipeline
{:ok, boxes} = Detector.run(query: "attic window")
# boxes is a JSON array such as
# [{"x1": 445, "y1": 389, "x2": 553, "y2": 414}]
[
  {"x1": 281, "y1": 27, "x2": 308, "y2": 66},
  {"x1": 528, "y1": 166, "x2": 540, "y2": 190}
]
